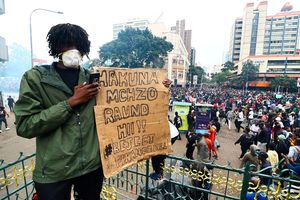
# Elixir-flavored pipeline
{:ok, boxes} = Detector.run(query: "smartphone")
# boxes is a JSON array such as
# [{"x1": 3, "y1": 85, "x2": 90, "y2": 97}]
[{"x1": 89, "y1": 73, "x2": 100, "y2": 84}]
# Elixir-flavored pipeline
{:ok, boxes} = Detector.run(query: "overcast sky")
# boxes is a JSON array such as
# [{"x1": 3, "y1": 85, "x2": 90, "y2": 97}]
[{"x1": 1, "y1": 0, "x2": 300, "y2": 69}]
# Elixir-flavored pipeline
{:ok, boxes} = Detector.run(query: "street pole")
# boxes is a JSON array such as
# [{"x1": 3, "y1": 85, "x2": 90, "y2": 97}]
[
  {"x1": 200, "y1": 73, "x2": 204, "y2": 90},
  {"x1": 30, "y1": 8, "x2": 63, "y2": 67},
  {"x1": 284, "y1": 57, "x2": 288, "y2": 74}
]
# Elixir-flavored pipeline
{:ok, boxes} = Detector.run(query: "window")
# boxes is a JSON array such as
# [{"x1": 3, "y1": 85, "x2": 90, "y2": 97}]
[
  {"x1": 285, "y1": 28, "x2": 297, "y2": 32},
  {"x1": 275, "y1": 23, "x2": 285, "y2": 26}
]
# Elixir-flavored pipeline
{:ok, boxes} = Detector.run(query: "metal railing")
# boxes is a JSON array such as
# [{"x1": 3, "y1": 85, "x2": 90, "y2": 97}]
[
  {"x1": 1, "y1": 153, "x2": 300, "y2": 199},
  {"x1": 0, "y1": 153, "x2": 35, "y2": 200}
]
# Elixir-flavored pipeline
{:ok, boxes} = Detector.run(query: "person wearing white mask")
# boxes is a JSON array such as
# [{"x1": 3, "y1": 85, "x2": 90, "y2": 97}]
[
  {"x1": 14, "y1": 23, "x2": 173, "y2": 200},
  {"x1": 15, "y1": 23, "x2": 103, "y2": 200}
]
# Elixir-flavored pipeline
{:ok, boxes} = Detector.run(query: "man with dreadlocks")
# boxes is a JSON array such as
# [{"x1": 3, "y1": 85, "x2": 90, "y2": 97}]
[{"x1": 14, "y1": 23, "x2": 103, "y2": 200}]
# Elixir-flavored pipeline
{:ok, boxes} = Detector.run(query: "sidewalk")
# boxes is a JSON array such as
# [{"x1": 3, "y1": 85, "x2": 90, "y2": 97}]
[{"x1": 0, "y1": 108, "x2": 35, "y2": 163}]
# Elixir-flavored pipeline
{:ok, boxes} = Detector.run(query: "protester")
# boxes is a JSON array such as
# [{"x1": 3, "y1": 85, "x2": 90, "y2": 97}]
[
  {"x1": 150, "y1": 122, "x2": 179, "y2": 180},
  {"x1": 235, "y1": 126, "x2": 254, "y2": 159},
  {"x1": 186, "y1": 130, "x2": 197, "y2": 160},
  {"x1": 258, "y1": 152, "x2": 272, "y2": 186},
  {"x1": 196, "y1": 133, "x2": 210, "y2": 164},
  {"x1": 173, "y1": 111, "x2": 182, "y2": 140},
  {"x1": 246, "y1": 177, "x2": 269, "y2": 200},
  {"x1": 0, "y1": 106, "x2": 10, "y2": 133},
  {"x1": 14, "y1": 23, "x2": 104, "y2": 200},
  {"x1": 14, "y1": 23, "x2": 172, "y2": 200},
  {"x1": 235, "y1": 108, "x2": 244, "y2": 133},
  {"x1": 226, "y1": 109, "x2": 235, "y2": 130},
  {"x1": 187, "y1": 110, "x2": 196, "y2": 131},
  {"x1": 240, "y1": 145, "x2": 260, "y2": 171},
  {"x1": 7, "y1": 96, "x2": 15, "y2": 112},
  {"x1": 267, "y1": 143, "x2": 279, "y2": 174},
  {"x1": 208, "y1": 124, "x2": 218, "y2": 159},
  {"x1": 257, "y1": 123, "x2": 270, "y2": 152}
]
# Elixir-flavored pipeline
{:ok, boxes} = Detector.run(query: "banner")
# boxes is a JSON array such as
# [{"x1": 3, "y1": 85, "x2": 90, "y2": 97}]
[
  {"x1": 173, "y1": 102, "x2": 191, "y2": 133},
  {"x1": 94, "y1": 67, "x2": 171, "y2": 177},
  {"x1": 195, "y1": 104, "x2": 212, "y2": 134},
  {"x1": 193, "y1": 75, "x2": 198, "y2": 85}
]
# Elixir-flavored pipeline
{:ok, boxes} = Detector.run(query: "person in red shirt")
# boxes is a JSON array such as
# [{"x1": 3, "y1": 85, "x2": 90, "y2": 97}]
[
  {"x1": 208, "y1": 124, "x2": 218, "y2": 159},
  {"x1": 204, "y1": 136, "x2": 213, "y2": 160}
]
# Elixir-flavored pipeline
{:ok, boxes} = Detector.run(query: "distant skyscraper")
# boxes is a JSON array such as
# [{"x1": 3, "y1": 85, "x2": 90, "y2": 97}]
[
  {"x1": 230, "y1": 1, "x2": 300, "y2": 79},
  {"x1": 190, "y1": 47, "x2": 196, "y2": 66},
  {"x1": 229, "y1": 1, "x2": 300, "y2": 63},
  {"x1": 113, "y1": 18, "x2": 149, "y2": 40},
  {"x1": 172, "y1": 20, "x2": 192, "y2": 64},
  {"x1": 228, "y1": 18, "x2": 243, "y2": 63}
]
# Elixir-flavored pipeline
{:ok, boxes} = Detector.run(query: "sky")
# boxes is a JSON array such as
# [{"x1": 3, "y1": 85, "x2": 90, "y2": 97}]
[{"x1": 1, "y1": 0, "x2": 300, "y2": 70}]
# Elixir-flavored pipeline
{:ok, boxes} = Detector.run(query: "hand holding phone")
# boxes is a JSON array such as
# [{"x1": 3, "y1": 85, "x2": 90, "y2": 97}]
[{"x1": 89, "y1": 73, "x2": 100, "y2": 84}]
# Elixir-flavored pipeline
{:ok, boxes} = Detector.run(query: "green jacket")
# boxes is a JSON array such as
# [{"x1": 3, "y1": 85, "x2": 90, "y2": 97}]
[{"x1": 14, "y1": 63, "x2": 101, "y2": 183}]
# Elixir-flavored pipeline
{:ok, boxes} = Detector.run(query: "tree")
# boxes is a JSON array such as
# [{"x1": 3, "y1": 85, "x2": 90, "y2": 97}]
[
  {"x1": 240, "y1": 60, "x2": 259, "y2": 90},
  {"x1": 271, "y1": 75, "x2": 297, "y2": 92},
  {"x1": 82, "y1": 58, "x2": 102, "y2": 69},
  {"x1": 221, "y1": 61, "x2": 235, "y2": 72},
  {"x1": 188, "y1": 65, "x2": 206, "y2": 85},
  {"x1": 211, "y1": 70, "x2": 231, "y2": 85},
  {"x1": 99, "y1": 28, "x2": 173, "y2": 68}
]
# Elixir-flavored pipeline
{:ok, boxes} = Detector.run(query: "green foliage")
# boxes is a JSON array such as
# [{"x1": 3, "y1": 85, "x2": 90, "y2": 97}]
[
  {"x1": 188, "y1": 65, "x2": 206, "y2": 84},
  {"x1": 211, "y1": 70, "x2": 232, "y2": 85},
  {"x1": 99, "y1": 28, "x2": 173, "y2": 68},
  {"x1": 82, "y1": 58, "x2": 101, "y2": 69},
  {"x1": 221, "y1": 61, "x2": 235, "y2": 72},
  {"x1": 240, "y1": 60, "x2": 259, "y2": 83},
  {"x1": 271, "y1": 75, "x2": 297, "y2": 91}
]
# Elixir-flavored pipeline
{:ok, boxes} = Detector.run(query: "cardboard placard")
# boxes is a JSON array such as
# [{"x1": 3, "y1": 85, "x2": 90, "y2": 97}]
[{"x1": 94, "y1": 67, "x2": 172, "y2": 178}]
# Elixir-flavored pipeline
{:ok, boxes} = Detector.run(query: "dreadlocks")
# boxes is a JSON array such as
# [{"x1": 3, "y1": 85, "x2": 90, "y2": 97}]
[{"x1": 46, "y1": 23, "x2": 90, "y2": 58}]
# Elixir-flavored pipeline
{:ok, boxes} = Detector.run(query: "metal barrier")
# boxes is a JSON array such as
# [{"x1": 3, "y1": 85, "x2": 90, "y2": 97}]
[
  {"x1": 1, "y1": 153, "x2": 300, "y2": 199},
  {"x1": 0, "y1": 153, "x2": 35, "y2": 200}
]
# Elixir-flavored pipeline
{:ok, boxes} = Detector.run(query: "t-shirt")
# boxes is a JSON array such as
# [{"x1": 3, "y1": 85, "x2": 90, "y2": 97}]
[
  {"x1": 249, "y1": 111, "x2": 254, "y2": 119},
  {"x1": 238, "y1": 111, "x2": 244, "y2": 122},
  {"x1": 267, "y1": 150, "x2": 279, "y2": 173},
  {"x1": 0, "y1": 110, "x2": 5, "y2": 119},
  {"x1": 169, "y1": 122, "x2": 179, "y2": 139},
  {"x1": 288, "y1": 146, "x2": 300, "y2": 162},
  {"x1": 55, "y1": 64, "x2": 80, "y2": 90},
  {"x1": 7, "y1": 97, "x2": 14, "y2": 105}
]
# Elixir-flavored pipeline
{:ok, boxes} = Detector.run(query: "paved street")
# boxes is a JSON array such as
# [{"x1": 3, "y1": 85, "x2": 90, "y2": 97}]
[
  {"x1": 0, "y1": 109, "x2": 35, "y2": 163},
  {"x1": 0, "y1": 108, "x2": 242, "y2": 169}
]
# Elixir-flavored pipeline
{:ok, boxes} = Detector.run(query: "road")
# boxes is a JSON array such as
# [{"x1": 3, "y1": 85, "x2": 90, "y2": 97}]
[
  {"x1": 0, "y1": 109, "x2": 242, "y2": 169},
  {"x1": 0, "y1": 110, "x2": 35, "y2": 163}
]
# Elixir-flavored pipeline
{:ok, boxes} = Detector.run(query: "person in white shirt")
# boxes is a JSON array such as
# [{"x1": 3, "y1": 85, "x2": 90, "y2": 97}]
[
  {"x1": 248, "y1": 108, "x2": 254, "y2": 125},
  {"x1": 235, "y1": 108, "x2": 244, "y2": 133},
  {"x1": 250, "y1": 123, "x2": 259, "y2": 137},
  {"x1": 287, "y1": 140, "x2": 300, "y2": 162}
]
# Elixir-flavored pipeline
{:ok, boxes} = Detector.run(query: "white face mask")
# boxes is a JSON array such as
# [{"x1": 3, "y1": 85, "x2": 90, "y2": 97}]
[{"x1": 61, "y1": 49, "x2": 82, "y2": 68}]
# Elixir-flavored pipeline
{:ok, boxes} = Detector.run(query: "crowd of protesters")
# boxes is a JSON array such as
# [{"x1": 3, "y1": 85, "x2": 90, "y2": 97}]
[{"x1": 169, "y1": 85, "x2": 300, "y2": 198}]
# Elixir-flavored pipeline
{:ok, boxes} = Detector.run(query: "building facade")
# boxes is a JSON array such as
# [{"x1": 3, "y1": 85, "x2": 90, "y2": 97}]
[
  {"x1": 0, "y1": 0, "x2": 8, "y2": 63},
  {"x1": 148, "y1": 23, "x2": 190, "y2": 85},
  {"x1": 112, "y1": 19, "x2": 190, "y2": 85},
  {"x1": 228, "y1": 18, "x2": 243, "y2": 63},
  {"x1": 229, "y1": 1, "x2": 300, "y2": 80},
  {"x1": 190, "y1": 47, "x2": 196, "y2": 66},
  {"x1": 171, "y1": 20, "x2": 192, "y2": 64},
  {"x1": 229, "y1": 1, "x2": 300, "y2": 64},
  {"x1": 113, "y1": 18, "x2": 149, "y2": 40},
  {"x1": 236, "y1": 54, "x2": 300, "y2": 80}
]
